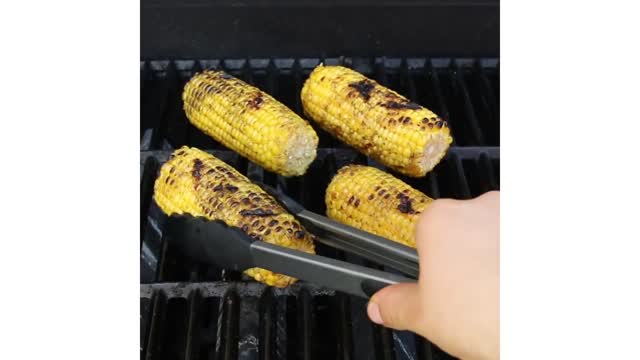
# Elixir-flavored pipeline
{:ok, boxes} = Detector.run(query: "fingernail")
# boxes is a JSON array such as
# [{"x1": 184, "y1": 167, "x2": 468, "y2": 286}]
[{"x1": 367, "y1": 301, "x2": 384, "y2": 325}]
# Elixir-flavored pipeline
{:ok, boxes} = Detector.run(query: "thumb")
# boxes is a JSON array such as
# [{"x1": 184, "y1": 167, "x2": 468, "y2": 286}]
[{"x1": 367, "y1": 283, "x2": 423, "y2": 331}]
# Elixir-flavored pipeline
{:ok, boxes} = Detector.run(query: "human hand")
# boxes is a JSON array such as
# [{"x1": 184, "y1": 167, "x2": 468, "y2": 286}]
[{"x1": 367, "y1": 191, "x2": 499, "y2": 360}]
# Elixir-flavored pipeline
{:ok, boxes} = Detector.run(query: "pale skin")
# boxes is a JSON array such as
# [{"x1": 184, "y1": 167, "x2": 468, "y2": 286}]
[{"x1": 367, "y1": 191, "x2": 499, "y2": 360}]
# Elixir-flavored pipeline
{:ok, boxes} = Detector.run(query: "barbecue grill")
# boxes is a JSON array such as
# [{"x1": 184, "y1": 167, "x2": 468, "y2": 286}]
[{"x1": 141, "y1": 3, "x2": 499, "y2": 359}]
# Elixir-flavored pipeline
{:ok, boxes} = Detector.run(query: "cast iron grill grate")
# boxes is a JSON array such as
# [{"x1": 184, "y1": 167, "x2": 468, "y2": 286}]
[{"x1": 141, "y1": 57, "x2": 499, "y2": 360}]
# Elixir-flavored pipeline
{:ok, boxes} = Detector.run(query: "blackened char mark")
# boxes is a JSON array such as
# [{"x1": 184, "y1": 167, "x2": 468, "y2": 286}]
[
  {"x1": 192, "y1": 159, "x2": 204, "y2": 180},
  {"x1": 396, "y1": 193, "x2": 416, "y2": 214},
  {"x1": 384, "y1": 100, "x2": 422, "y2": 110},
  {"x1": 348, "y1": 80, "x2": 376, "y2": 101},
  {"x1": 239, "y1": 209, "x2": 277, "y2": 217},
  {"x1": 247, "y1": 94, "x2": 264, "y2": 110},
  {"x1": 224, "y1": 184, "x2": 239, "y2": 193}
]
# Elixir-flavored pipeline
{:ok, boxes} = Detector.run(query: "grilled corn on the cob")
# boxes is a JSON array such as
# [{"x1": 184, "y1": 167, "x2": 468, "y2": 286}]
[
  {"x1": 154, "y1": 146, "x2": 316, "y2": 287},
  {"x1": 183, "y1": 70, "x2": 319, "y2": 176},
  {"x1": 301, "y1": 65, "x2": 452, "y2": 177},
  {"x1": 325, "y1": 165, "x2": 434, "y2": 247}
]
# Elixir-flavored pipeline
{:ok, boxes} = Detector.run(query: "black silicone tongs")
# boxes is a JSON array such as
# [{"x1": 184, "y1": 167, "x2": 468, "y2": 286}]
[
  {"x1": 257, "y1": 183, "x2": 420, "y2": 278},
  {"x1": 165, "y1": 215, "x2": 414, "y2": 298}
]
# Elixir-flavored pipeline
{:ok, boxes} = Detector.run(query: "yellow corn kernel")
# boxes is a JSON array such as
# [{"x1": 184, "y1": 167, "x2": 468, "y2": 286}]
[
  {"x1": 183, "y1": 70, "x2": 319, "y2": 176},
  {"x1": 154, "y1": 146, "x2": 316, "y2": 287},
  {"x1": 301, "y1": 65, "x2": 452, "y2": 177},
  {"x1": 325, "y1": 165, "x2": 434, "y2": 247}
]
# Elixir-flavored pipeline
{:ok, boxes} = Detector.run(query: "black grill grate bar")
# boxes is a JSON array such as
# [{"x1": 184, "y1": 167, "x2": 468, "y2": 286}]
[
  {"x1": 473, "y1": 60, "x2": 499, "y2": 140},
  {"x1": 155, "y1": 235, "x2": 171, "y2": 282},
  {"x1": 450, "y1": 61, "x2": 485, "y2": 145},
  {"x1": 141, "y1": 67, "x2": 171, "y2": 149},
  {"x1": 141, "y1": 61, "x2": 152, "y2": 94},
  {"x1": 337, "y1": 294, "x2": 354, "y2": 360},
  {"x1": 258, "y1": 289, "x2": 276, "y2": 360},
  {"x1": 375, "y1": 58, "x2": 389, "y2": 87},
  {"x1": 246, "y1": 161, "x2": 265, "y2": 184},
  {"x1": 299, "y1": 288, "x2": 314, "y2": 360},
  {"x1": 275, "y1": 295, "x2": 289, "y2": 360},
  {"x1": 242, "y1": 59, "x2": 255, "y2": 85},
  {"x1": 184, "y1": 289, "x2": 203, "y2": 360},
  {"x1": 478, "y1": 152, "x2": 498, "y2": 192},
  {"x1": 238, "y1": 294, "x2": 261, "y2": 360},
  {"x1": 427, "y1": 171, "x2": 441, "y2": 199},
  {"x1": 265, "y1": 60, "x2": 279, "y2": 97},
  {"x1": 144, "y1": 291, "x2": 168, "y2": 360},
  {"x1": 292, "y1": 59, "x2": 304, "y2": 115},
  {"x1": 140, "y1": 298, "x2": 153, "y2": 359},
  {"x1": 373, "y1": 325, "x2": 396, "y2": 360},
  {"x1": 217, "y1": 289, "x2": 240, "y2": 360},
  {"x1": 401, "y1": 59, "x2": 418, "y2": 102},
  {"x1": 449, "y1": 153, "x2": 472, "y2": 199},
  {"x1": 152, "y1": 61, "x2": 180, "y2": 150},
  {"x1": 140, "y1": 157, "x2": 159, "y2": 247},
  {"x1": 424, "y1": 60, "x2": 454, "y2": 146}
]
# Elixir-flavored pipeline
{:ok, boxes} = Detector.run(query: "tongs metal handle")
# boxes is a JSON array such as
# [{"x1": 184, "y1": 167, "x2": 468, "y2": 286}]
[
  {"x1": 165, "y1": 215, "x2": 413, "y2": 299},
  {"x1": 258, "y1": 183, "x2": 420, "y2": 278}
]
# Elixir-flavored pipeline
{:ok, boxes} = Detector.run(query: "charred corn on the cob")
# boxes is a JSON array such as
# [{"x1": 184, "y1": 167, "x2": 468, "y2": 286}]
[
  {"x1": 325, "y1": 165, "x2": 434, "y2": 247},
  {"x1": 154, "y1": 146, "x2": 316, "y2": 287},
  {"x1": 301, "y1": 65, "x2": 452, "y2": 177},
  {"x1": 183, "y1": 70, "x2": 319, "y2": 177}
]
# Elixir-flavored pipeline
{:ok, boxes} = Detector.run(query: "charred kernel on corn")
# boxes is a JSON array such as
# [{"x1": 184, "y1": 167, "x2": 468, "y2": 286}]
[
  {"x1": 154, "y1": 146, "x2": 316, "y2": 287},
  {"x1": 183, "y1": 70, "x2": 319, "y2": 177},
  {"x1": 301, "y1": 65, "x2": 453, "y2": 177},
  {"x1": 325, "y1": 165, "x2": 434, "y2": 248}
]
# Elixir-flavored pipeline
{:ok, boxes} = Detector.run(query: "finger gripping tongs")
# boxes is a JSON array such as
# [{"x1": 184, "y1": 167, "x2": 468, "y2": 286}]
[{"x1": 165, "y1": 184, "x2": 418, "y2": 299}]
